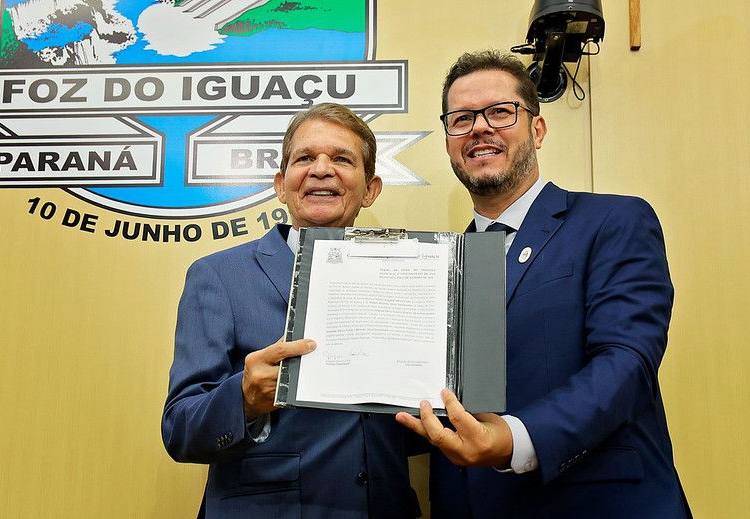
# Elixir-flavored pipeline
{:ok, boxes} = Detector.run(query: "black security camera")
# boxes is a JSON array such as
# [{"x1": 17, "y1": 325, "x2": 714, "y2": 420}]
[{"x1": 512, "y1": 0, "x2": 605, "y2": 102}]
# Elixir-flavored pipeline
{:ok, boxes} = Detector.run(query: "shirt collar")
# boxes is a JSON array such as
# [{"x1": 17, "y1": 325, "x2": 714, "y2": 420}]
[
  {"x1": 473, "y1": 177, "x2": 547, "y2": 232},
  {"x1": 286, "y1": 226, "x2": 300, "y2": 253}
]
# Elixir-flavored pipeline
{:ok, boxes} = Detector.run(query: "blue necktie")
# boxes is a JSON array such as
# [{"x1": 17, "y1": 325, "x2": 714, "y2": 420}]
[{"x1": 486, "y1": 222, "x2": 515, "y2": 234}]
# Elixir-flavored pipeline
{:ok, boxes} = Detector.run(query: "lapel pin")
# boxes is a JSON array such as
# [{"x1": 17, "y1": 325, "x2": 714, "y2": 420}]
[{"x1": 518, "y1": 247, "x2": 532, "y2": 263}]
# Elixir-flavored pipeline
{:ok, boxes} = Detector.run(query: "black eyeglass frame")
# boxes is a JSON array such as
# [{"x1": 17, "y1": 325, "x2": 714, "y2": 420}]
[{"x1": 439, "y1": 101, "x2": 537, "y2": 136}]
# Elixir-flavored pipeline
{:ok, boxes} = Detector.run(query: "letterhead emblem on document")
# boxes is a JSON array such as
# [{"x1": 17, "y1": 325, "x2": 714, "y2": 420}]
[{"x1": 327, "y1": 247, "x2": 343, "y2": 265}]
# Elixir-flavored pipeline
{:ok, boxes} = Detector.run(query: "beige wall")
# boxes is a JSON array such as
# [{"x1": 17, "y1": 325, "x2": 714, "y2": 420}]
[
  {"x1": 0, "y1": 1, "x2": 747, "y2": 517},
  {"x1": 590, "y1": 2, "x2": 750, "y2": 517}
]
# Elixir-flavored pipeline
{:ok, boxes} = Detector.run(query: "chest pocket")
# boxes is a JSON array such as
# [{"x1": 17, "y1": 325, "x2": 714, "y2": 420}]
[{"x1": 515, "y1": 262, "x2": 574, "y2": 297}]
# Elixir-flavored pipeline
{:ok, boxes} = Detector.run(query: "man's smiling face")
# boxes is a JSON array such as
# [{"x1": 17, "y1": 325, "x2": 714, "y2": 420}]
[
  {"x1": 274, "y1": 117, "x2": 381, "y2": 229},
  {"x1": 444, "y1": 69, "x2": 546, "y2": 200}
]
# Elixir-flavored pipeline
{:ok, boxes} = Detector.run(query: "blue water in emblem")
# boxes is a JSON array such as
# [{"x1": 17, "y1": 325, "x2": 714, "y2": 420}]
[
  {"x1": 80, "y1": 0, "x2": 366, "y2": 212},
  {"x1": 22, "y1": 22, "x2": 94, "y2": 51}
]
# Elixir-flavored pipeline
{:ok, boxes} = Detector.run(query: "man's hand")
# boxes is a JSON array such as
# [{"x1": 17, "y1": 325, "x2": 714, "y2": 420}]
[
  {"x1": 395, "y1": 388, "x2": 513, "y2": 468},
  {"x1": 242, "y1": 338, "x2": 316, "y2": 420}
]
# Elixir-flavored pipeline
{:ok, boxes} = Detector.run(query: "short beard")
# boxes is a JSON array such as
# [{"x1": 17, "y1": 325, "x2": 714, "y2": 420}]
[{"x1": 451, "y1": 135, "x2": 537, "y2": 197}]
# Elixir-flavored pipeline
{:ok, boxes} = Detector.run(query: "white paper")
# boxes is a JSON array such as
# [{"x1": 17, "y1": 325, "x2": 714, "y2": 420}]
[{"x1": 296, "y1": 239, "x2": 450, "y2": 408}]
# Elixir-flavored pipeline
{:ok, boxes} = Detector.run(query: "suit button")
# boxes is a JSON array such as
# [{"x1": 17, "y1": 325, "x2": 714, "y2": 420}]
[{"x1": 356, "y1": 471, "x2": 368, "y2": 486}]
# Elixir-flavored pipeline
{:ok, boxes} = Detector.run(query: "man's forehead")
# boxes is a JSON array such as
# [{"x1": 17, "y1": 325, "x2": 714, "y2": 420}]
[
  {"x1": 447, "y1": 69, "x2": 519, "y2": 107},
  {"x1": 288, "y1": 120, "x2": 364, "y2": 161}
]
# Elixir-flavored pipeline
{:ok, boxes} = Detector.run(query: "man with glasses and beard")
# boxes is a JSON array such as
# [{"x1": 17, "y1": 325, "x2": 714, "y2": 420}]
[{"x1": 397, "y1": 50, "x2": 691, "y2": 518}]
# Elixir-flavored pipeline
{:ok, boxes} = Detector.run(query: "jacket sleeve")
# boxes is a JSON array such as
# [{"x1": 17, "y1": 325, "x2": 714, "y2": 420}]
[
  {"x1": 161, "y1": 259, "x2": 254, "y2": 464},
  {"x1": 515, "y1": 197, "x2": 674, "y2": 483}
]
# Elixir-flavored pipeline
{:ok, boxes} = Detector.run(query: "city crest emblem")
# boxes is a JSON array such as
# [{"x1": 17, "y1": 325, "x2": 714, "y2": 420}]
[{"x1": 0, "y1": 0, "x2": 426, "y2": 218}]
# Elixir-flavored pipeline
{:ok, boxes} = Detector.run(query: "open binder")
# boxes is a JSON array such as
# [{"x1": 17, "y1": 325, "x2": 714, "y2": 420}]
[{"x1": 274, "y1": 226, "x2": 506, "y2": 416}]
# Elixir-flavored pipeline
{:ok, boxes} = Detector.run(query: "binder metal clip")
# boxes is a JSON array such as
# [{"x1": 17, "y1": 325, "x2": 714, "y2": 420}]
[{"x1": 344, "y1": 227, "x2": 408, "y2": 243}]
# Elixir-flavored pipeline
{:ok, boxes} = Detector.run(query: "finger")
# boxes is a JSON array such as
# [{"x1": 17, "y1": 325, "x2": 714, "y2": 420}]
[
  {"x1": 418, "y1": 400, "x2": 457, "y2": 448},
  {"x1": 395, "y1": 412, "x2": 427, "y2": 437},
  {"x1": 440, "y1": 388, "x2": 460, "y2": 408},
  {"x1": 442, "y1": 388, "x2": 479, "y2": 435},
  {"x1": 242, "y1": 362, "x2": 279, "y2": 389},
  {"x1": 257, "y1": 339, "x2": 316, "y2": 365},
  {"x1": 260, "y1": 365, "x2": 280, "y2": 388}
]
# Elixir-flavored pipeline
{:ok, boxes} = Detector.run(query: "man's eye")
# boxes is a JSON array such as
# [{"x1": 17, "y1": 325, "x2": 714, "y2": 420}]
[
  {"x1": 454, "y1": 113, "x2": 472, "y2": 123},
  {"x1": 489, "y1": 107, "x2": 513, "y2": 117},
  {"x1": 295, "y1": 155, "x2": 312, "y2": 163},
  {"x1": 334, "y1": 156, "x2": 352, "y2": 164}
]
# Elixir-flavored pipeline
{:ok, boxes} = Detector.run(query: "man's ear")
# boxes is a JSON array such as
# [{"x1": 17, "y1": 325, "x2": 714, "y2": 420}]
[
  {"x1": 361, "y1": 175, "x2": 383, "y2": 208},
  {"x1": 532, "y1": 115, "x2": 547, "y2": 149},
  {"x1": 273, "y1": 171, "x2": 286, "y2": 203}
]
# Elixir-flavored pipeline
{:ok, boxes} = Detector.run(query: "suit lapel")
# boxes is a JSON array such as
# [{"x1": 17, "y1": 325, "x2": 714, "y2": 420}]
[
  {"x1": 256, "y1": 225, "x2": 294, "y2": 304},
  {"x1": 504, "y1": 183, "x2": 567, "y2": 304}
]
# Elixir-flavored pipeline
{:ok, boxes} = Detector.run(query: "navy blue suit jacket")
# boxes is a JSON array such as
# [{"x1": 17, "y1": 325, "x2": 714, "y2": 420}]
[
  {"x1": 430, "y1": 183, "x2": 691, "y2": 518},
  {"x1": 162, "y1": 225, "x2": 419, "y2": 518}
]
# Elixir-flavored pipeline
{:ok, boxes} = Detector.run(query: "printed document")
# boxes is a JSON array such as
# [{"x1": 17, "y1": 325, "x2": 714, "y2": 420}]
[{"x1": 295, "y1": 239, "x2": 450, "y2": 408}]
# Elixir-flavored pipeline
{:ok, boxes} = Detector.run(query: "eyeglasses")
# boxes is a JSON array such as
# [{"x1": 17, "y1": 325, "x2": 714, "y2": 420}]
[{"x1": 440, "y1": 101, "x2": 536, "y2": 136}]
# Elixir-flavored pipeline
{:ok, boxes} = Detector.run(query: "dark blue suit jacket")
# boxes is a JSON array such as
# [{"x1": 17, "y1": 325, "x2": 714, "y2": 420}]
[
  {"x1": 162, "y1": 225, "x2": 419, "y2": 518},
  {"x1": 430, "y1": 183, "x2": 691, "y2": 518}
]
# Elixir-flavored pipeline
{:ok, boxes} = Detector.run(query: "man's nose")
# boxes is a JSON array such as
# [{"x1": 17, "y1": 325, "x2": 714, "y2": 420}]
[
  {"x1": 471, "y1": 112, "x2": 495, "y2": 135},
  {"x1": 308, "y1": 155, "x2": 334, "y2": 177}
]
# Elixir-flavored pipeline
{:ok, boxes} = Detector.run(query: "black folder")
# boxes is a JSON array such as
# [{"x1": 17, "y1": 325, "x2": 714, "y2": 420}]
[{"x1": 274, "y1": 226, "x2": 506, "y2": 416}]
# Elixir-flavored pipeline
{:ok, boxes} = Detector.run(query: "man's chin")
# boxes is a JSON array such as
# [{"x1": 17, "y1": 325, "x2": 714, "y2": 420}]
[
  {"x1": 467, "y1": 182, "x2": 509, "y2": 196},
  {"x1": 295, "y1": 210, "x2": 358, "y2": 229},
  {"x1": 455, "y1": 171, "x2": 509, "y2": 196},
  {"x1": 451, "y1": 153, "x2": 536, "y2": 197}
]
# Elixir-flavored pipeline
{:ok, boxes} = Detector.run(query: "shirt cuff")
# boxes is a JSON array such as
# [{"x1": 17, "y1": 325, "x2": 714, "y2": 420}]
[
  {"x1": 246, "y1": 413, "x2": 271, "y2": 443},
  {"x1": 497, "y1": 414, "x2": 539, "y2": 474}
]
